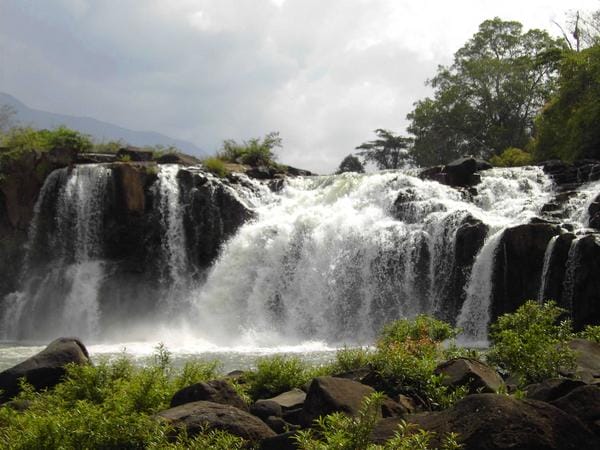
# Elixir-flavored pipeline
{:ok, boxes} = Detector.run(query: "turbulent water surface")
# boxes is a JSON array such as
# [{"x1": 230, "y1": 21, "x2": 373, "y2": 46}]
[{"x1": 1, "y1": 165, "x2": 597, "y2": 369}]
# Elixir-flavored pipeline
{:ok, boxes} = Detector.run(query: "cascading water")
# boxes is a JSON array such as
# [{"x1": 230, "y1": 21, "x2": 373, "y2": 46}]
[
  {"x1": 1, "y1": 165, "x2": 111, "y2": 341},
  {"x1": 190, "y1": 167, "x2": 553, "y2": 346}
]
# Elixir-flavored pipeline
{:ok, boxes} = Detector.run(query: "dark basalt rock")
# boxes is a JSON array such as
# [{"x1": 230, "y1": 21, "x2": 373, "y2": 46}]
[
  {"x1": 372, "y1": 394, "x2": 600, "y2": 450},
  {"x1": 541, "y1": 159, "x2": 600, "y2": 188},
  {"x1": 155, "y1": 152, "x2": 200, "y2": 165},
  {"x1": 491, "y1": 223, "x2": 561, "y2": 320},
  {"x1": 250, "y1": 400, "x2": 282, "y2": 420},
  {"x1": 550, "y1": 385, "x2": 600, "y2": 437},
  {"x1": 419, "y1": 157, "x2": 492, "y2": 188},
  {"x1": 301, "y1": 376, "x2": 376, "y2": 426},
  {"x1": 116, "y1": 146, "x2": 154, "y2": 162},
  {"x1": 525, "y1": 378, "x2": 587, "y2": 403},
  {"x1": 259, "y1": 431, "x2": 300, "y2": 450},
  {"x1": 157, "y1": 400, "x2": 276, "y2": 442},
  {"x1": 434, "y1": 357, "x2": 504, "y2": 394},
  {"x1": 170, "y1": 379, "x2": 248, "y2": 410},
  {"x1": 562, "y1": 235, "x2": 600, "y2": 329},
  {"x1": 540, "y1": 233, "x2": 576, "y2": 306},
  {"x1": 0, "y1": 337, "x2": 90, "y2": 403},
  {"x1": 76, "y1": 152, "x2": 117, "y2": 164},
  {"x1": 562, "y1": 339, "x2": 600, "y2": 383}
]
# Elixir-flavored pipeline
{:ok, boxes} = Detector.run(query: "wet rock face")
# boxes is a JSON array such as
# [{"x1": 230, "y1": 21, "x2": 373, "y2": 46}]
[
  {"x1": 491, "y1": 223, "x2": 561, "y2": 320},
  {"x1": 565, "y1": 235, "x2": 600, "y2": 330},
  {"x1": 180, "y1": 169, "x2": 256, "y2": 270},
  {"x1": 541, "y1": 159, "x2": 600, "y2": 188}
]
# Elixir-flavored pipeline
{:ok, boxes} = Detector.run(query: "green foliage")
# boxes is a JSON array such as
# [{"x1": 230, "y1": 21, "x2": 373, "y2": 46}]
[
  {"x1": 0, "y1": 348, "x2": 230, "y2": 449},
  {"x1": 489, "y1": 147, "x2": 534, "y2": 167},
  {"x1": 577, "y1": 325, "x2": 600, "y2": 343},
  {"x1": 218, "y1": 131, "x2": 282, "y2": 167},
  {"x1": 337, "y1": 154, "x2": 365, "y2": 174},
  {"x1": 407, "y1": 17, "x2": 563, "y2": 166},
  {"x1": 487, "y1": 300, "x2": 576, "y2": 385},
  {"x1": 356, "y1": 129, "x2": 412, "y2": 170},
  {"x1": 91, "y1": 139, "x2": 125, "y2": 154},
  {"x1": 245, "y1": 355, "x2": 317, "y2": 400},
  {"x1": 0, "y1": 126, "x2": 92, "y2": 155},
  {"x1": 294, "y1": 393, "x2": 462, "y2": 450},
  {"x1": 202, "y1": 157, "x2": 230, "y2": 177},
  {"x1": 533, "y1": 44, "x2": 600, "y2": 161},
  {"x1": 332, "y1": 346, "x2": 373, "y2": 373}
]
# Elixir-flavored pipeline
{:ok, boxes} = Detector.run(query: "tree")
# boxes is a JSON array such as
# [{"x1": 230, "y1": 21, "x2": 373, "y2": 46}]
[
  {"x1": 218, "y1": 131, "x2": 282, "y2": 167},
  {"x1": 407, "y1": 18, "x2": 563, "y2": 166},
  {"x1": 356, "y1": 129, "x2": 412, "y2": 170},
  {"x1": 533, "y1": 44, "x2": 600, "y2": 161},
  {"x1": 336, "y1": 154, "x2": 365, "y2": 174}
]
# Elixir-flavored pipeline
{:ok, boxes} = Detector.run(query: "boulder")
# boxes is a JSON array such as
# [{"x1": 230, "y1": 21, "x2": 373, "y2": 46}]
[
  {"x1": 0, "y1": 337, "x2": 89, "y2": 402},
  {"x1": 264, "y1": 416, "x2": 299, "y2": 434},
  {"x1": 110, "y1": 163, "x2": 156, "y2": 214},
  {"x1": 170, "y1": 379, "x2": 248, "y2": 410},
  {"x1": 524, "y1": 378, "x2": 587, "y2": 402},
  {"x1": 444, "y1": 157, "x2": 492, "y2": 187},
  {"x1": 76, "y1": 153, "x2": 117, "y2": 164},
  {"x1": 542, "y1": 160, "x2": 600, "y2": 188},
  {"x1": 551, "y1": 385, "x2": 600, "y2": 436},
  {"x1": 250, "y1": 400, "x2": 282, "y2": 420},
  {"x1": 260, "y1": 431, "x2": 299, "y2": 450},
  {"x1": 155, "y1": 152, "x2": 200, "y2": 165},
  {"x1": 562, "y1": 339, "x2": 600, "y2": 383},
  {"x1": 491, "y1": 223, "x2": 561, "y2": 319},
  {"x1": 301, "y1": 376, "x2": 376, "y2": 426},
  {"x1": 434, "y1": 357, "x2": 504, "y2": 394},
  {"x1": 372, "y1": 394, "x2": 600, "y2": 450},
  {"x1": 116, "y1": 146, "x2": 154, "y2": 162},
  {"x1": 157, "y1": 400, "x2": 276, "y2": 442},
  {"x1": 264, "y1": 388, "x2": 306, "y2": 411}
]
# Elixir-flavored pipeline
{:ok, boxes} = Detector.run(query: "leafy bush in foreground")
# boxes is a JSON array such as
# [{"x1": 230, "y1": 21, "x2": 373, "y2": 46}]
[
  {"x1": 295, "y1": 392, "x2": 462, "y2": 450},
  {"x1": 487, "y1": 300, "x2": 576, "y2": 385},
  {"x1": 0, "y1": 347, "x2": 230, "y2": 449}
]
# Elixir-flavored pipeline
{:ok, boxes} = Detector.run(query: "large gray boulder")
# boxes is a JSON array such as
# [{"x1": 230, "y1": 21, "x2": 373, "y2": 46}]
[
  {"x1": 372, "y1": 394, "x2": 600, "y2": 450},
  {"x1": 434, "y1": 357, "x2": 504, "y2": 394},
  {"x1": 0, "y1": 337, "x2": 89, "y2": 402},
  {"x1": 301, "y1": 376, "x2": 382, "y2": 426},
  {"x1": 562, "y1": 339, "x2": 600, "y2": 383},
  {"x1": 170, "y1": 379, "x2": 248, "y2": 410},
  {"x1": 524, "y1": 378, "x2": 587, "y2": 402},
  {"x1": 551, "y1": 385, "x2": 600, "y2": 436},
  {"x1": 157, "y1": 400, "x2": 276, "y2": 442}
]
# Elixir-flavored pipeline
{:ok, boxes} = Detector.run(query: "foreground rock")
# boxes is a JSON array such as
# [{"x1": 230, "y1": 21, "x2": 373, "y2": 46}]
[
  {"x1": 302, "y1": 376, "x2": 376, "y2": 426},
  {"x1": 525, "y1": 378, "x2": 587, "y2": 402},
  {"x1": 157, "y1": 400, "x2": 276, "y2": 442},
  {"x1": 562, "y1": 339, "x2": 600, "y2": 383},
  {"x1": 551, "y1": 385, "x2": 600, "y2": 436},
  {"x1": 372, "y1": 394, "x2": 600, "y2": 450},
  {"x1": 170, "y1": 379, "x2": 248, "y2": 410},
  {"x1": 434, "y1": 358, "x2": 504, "y2": 394},
  {"x1": 0, "y1": 337, "x2": 89, "y2": 403}
]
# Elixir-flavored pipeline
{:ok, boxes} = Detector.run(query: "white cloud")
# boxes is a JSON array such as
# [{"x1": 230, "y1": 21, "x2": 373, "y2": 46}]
[{"x1": 0, "y1": 0, "x2": 598, "y2": 173}]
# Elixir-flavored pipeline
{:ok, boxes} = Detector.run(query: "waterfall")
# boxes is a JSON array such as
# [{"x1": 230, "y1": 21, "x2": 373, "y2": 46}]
[
  {"x1": 1, "y1": 165, "x2": 111, "y2": 342},
  {"x1": 538, "y1": 235, "x2": 559, "y2": 302},
  {"x1": 1, "y1": 164, "x2": 563, "y2": 347},
  {"x1": 456, "y1": 231, "x2": 503, "y2": 345},
  {"x1": 155, "y1": 165, "x2": 189, "y2": 296},
  {"x1": 190, "y1": 167, "x2": 552, "y2": 346}
]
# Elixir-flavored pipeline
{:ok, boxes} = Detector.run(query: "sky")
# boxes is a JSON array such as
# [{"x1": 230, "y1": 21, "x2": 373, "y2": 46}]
[{"x1": 1, "y1": 0, "x2": 599, "y2": 173}]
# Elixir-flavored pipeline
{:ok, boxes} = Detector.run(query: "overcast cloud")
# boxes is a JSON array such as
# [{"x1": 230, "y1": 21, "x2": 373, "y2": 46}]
[{"x1": 1, "y1": 0, "x2": 598, "y2": 172}]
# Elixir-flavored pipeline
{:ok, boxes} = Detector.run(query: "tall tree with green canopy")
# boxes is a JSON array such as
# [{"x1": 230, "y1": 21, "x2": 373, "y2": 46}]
[
  {"x1": 533, "y1": 44, "x2": 600, "y2": 161},
  {"x1": 407, "y1": 18, "x2": 563, "y2": 166},
  {"x1": 356, "y1": 129, "x2": 412, "y2": 170},
  {"x1": 336, "y1": 154, "x2": 365, "y2": 174}
]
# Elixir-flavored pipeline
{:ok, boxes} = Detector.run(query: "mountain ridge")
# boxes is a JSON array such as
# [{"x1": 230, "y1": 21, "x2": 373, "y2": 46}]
[{"x1": 0, "y1": 92, "x2": 207, "y2": 156}]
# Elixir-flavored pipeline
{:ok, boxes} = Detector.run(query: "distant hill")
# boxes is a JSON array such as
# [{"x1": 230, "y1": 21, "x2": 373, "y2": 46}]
[{"x1": 0, "y1": 92, "x2": 207, "y2": 156}]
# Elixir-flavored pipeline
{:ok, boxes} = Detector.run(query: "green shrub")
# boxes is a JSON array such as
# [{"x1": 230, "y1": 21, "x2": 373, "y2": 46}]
[
  {"x1": 218, "y1": 131, "x2": 282, "y2": 167},
  {"x1": 487, "y1": 300, "x2": 576, "y2": 385},
  {"x1": 0, "y1": 347, "x2": 233, "y2": 449},
  {"x1": 202, "y1": 157, "x2": 229, "y2": 177},
  {"x1": 294, "y1": 392, "x2": 462, "y2": 450},
  {"x1": 333, "y1": 346, "x2": 373, "y2": 373},
  {"x1": 0, "y1": 126, "x2": 92, "y2": 155},
  {"x1": 489, "y1": 147, "x2": 533, "y2": 167},
  {"x1": 578, "y1": 325, "x2": 600, "y2": 343},
  {"x1": 245, "y1": 355, "x2": 317, "y2": 400}
]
